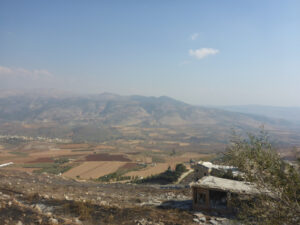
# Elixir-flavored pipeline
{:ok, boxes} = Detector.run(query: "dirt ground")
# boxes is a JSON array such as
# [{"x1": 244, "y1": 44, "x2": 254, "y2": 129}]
[
  {"x1": 0, "y1": 169, "x2": 198, "y2": 225},
  {"x1": 126, "y1": 163, "x2": 177, "y2": 177},
  {"x1": 63, "y1": 161, "x2": 128, "y2": 179},
  {"x1": 0, "y1": 141, "x2": 213, "y2": 182}
]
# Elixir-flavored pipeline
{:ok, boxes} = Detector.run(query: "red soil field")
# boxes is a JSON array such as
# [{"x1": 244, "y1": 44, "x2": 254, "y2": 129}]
[
  {"x1": 85, "y1": 153, "x2": 131, "y2": 162},
  {"x1": 119, "y1": 163, "x2": 137, "y2": 170},
  {"x1": 28, "y1": 157, "x2": 54, "y2": 163}
]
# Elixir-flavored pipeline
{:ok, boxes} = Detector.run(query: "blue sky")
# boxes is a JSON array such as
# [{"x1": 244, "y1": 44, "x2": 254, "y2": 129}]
[{"x1": 0, "y1": 0, "x2": 300, "y2": 106}]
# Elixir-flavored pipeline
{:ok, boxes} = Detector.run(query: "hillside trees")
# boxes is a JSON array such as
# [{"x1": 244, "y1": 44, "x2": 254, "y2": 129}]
[{"x1": 223, "y1": 130, "x2": 300, "y2": 225}]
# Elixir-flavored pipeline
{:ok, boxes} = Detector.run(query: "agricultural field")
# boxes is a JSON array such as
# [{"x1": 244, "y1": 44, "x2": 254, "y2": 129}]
[
  {"x1": 63, "y1": 161, "x2": 128, "y2": 179},
  {"x1": 0, "y1": 139, "x2": 213, "y2": 182}
]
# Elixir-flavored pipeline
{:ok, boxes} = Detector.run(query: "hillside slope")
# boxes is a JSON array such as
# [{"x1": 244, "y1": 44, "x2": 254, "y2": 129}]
[{"x1": 0, "y1": 92, "x2": 299, "y2": 147}]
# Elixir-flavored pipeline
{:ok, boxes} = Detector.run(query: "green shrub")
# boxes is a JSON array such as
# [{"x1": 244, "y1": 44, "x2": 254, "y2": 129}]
[{"x1": 223, "y1": 130, "x2": 300, "y2": 225}]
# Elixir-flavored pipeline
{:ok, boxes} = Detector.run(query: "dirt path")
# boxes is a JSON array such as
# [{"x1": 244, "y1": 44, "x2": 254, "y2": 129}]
[{"x1": 176, "y1": 169, "x2": 194, "y2": 184}]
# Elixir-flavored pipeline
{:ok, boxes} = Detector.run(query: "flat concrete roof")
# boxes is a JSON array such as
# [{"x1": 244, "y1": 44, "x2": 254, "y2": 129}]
[
  {"x1": 197, "y1": 161, "x2": 237, "y2": 170},
  {"x1": 191, "y1": 176, "x2": 260, "y2": 195}
]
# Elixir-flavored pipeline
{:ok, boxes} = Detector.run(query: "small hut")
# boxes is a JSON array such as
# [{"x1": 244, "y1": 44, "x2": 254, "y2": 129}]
[{"x1": 190, "y1": 176, "x2": 260, "y2": 212}]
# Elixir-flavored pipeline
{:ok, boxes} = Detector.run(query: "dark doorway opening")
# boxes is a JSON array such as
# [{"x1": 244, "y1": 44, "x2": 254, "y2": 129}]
[{"x1": 209, "y1": 190, "x2": 227, "y2": 209}]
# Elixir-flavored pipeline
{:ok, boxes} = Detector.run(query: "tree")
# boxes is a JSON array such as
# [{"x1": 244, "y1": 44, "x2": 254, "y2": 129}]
[
  {"x1": 222, "y1": 130, "x2": 300, "y2": 225},
  {"x1": 175, "y1": 163, "x2": 187, "y2": 174}
]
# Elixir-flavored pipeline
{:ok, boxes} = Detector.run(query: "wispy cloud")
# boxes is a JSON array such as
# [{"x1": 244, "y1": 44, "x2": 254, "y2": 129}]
[
  {"x1": 190, "y1": 33, "x2": 199, "y2": 41},
  {"x1": 0, "y1": 65, "x2": 53, "y2": 79},
  {"x1": 189, "y1": 48, "x2": 219, "y2": 60}
]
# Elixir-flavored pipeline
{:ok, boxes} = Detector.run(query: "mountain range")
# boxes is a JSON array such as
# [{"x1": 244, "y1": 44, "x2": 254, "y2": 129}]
[{"x1": 0, "y1": 90, "x2": 299, "y2": 149}]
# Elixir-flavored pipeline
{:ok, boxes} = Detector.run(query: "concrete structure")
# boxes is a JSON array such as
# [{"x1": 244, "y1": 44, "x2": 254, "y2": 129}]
[
  {"x1": 190, "y1": 176, "x2": 260, "y2": 212},
  {"x1": 193, "y1": 161, "x2": 240, "y2": 180}
]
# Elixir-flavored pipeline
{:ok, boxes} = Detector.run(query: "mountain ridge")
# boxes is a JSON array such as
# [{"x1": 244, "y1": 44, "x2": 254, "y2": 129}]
[{"x1": 0, "y1": 91, "x2": 299, "y2": 148}]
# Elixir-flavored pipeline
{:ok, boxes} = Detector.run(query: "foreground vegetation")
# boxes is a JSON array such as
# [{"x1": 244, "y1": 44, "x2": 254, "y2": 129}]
[
  {"x1": 223, "y1": 130, "x2": 300, "y2": 225},
  {"x1": 23, "y1": 158, "x2": 73, "y2": 175}
]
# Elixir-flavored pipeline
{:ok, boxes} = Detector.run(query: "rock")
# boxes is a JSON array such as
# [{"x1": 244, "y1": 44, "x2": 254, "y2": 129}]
[
  {"x1": 193, "y1": 218, "x2": 200, "y2": 223},
  {"x1": 199, "y1": 217, "x2": 206, "y2": 222},
  {"x1": 49, "y1": 218, "x2": 58, "y2": 224},
  {"x1": 194, "y1": 212, "x2": 204, "y2": 217},
  {"x1": 74, "y1": 218, "x2": 82, "y2": 224},
  {"x1": 209, "y1": 219, "x2": 219, "y2": 225},
  {"x1": 100, "y1": 200, "x2": 107, "y2": 206},
  {"x1": 34, "y1": 204, "x2": 42, "y2": 213},
  {"x1": 16, "y1": 221, "x2": 23, "y2": 225},
  {"x1": 43, "y1": 194, "x2": 49, "y2": 199}
]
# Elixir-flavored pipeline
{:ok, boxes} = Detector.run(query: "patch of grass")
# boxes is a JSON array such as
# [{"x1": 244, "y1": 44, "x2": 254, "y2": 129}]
[
  {"x1": 63, "y1": 201, "x2": 93, "y2": 220},
  {"x1": 25, "y1": 192, "x2": 40, "y2": 202},
  {"x1": 9, "y1": 151, "x2": 28, "y2": 157},
  {"x1": 37, "y1": 165, "x2": 73, "y2": 174},
  {"x1": 97, "y1": 164, "x2": 146, "y2": 182},
  {"x1": 151, "y1": 155, "x2": 165, "y2": 163},
  {"x1": 54, "y1": 157, "x2": 69, "y2": 164},
  {"x1": 23, "y1": 163, "x2": 54, "y2": 168},
  {"x1": 23, "y1": 158, "x2": 73, "y2": 174},
  {"x1": 97, "y1": 172, "x2": 131, "y2": 182}
]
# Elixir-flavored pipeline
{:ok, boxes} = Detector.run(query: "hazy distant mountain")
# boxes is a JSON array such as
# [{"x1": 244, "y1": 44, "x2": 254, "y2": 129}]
[
  {"x1": 0, "y1": 91, "x2": 299, "y2": 147},
  {"x1": 0, "y1": 92, "x2": 293, "y2": 127},
  {"x1": 218, "y1": 105, "x2": 300, "y2": 124}
]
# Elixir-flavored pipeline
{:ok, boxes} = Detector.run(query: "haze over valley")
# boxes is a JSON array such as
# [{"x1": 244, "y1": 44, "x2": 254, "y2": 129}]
[
  {"x1": 0, "y1": 90, "x2": 299, "y2": 157},
  {"x1": 1, "y1": 1, "x2": 300, "y2": 224}
]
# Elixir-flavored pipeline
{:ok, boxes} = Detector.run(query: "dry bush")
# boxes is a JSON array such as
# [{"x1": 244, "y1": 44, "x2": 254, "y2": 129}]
[{"x1": 63, "y1": 200, "x2": 93, "y2": 220}]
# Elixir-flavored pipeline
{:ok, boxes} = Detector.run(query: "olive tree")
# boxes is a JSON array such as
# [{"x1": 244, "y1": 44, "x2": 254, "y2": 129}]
[{"x1": 223, "y1": 130, "x2": 300, "y2": 225}]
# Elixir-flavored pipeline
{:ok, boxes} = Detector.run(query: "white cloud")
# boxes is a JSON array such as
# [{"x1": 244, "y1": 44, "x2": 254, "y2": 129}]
[
  {"x1": 189, "y1": 48, "x2": 219, "y2": 59},
  {"x1": 190, "y1": 33, "x2": 199, "y2": 40},
  {"x1": 0, "y1": 66, "x2": 53, "y2": 79}
]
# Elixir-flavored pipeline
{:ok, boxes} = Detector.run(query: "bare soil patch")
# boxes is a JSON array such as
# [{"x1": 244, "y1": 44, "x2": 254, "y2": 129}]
[
  {"x1": 58, "y1": 143, "x2": 90, "y2": 149},
  {"x1": 119, "y1": 163, "x2": 137, "y2": 170},
  {"x1": 94, "y1": 145, "x2": 116, "y2": 150},
  {"x1": 3, "y1": 167, "x2": 37, "y2": 173},
  {"x1": 28, "y1": 157, "x2": 54, "y2": 163},
  {"x1": 63, "y1": 161, "x2": 127, "y2": 179},
  {"x1": 86, "y1": 153, "x2": 131, "y2": 162},
  {"x1": 125, "y1": 163, "x2": 177, "y2": 177}
]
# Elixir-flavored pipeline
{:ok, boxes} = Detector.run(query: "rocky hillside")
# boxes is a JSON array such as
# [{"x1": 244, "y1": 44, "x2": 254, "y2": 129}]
[
  {"x1": 0, "y1": 169, "x2": 231, "y2": 225},
  {"x1": 0, "y1": 91, "x2": 299, "y2": 147}
]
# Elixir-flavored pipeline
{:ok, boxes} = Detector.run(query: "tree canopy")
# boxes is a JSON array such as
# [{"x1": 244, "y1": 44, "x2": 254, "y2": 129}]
[{"x1": 223, "y1": 130, "x2": 300, "y2": 225}]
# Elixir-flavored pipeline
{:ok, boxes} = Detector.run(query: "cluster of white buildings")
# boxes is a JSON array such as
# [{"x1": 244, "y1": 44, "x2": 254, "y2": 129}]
[{"x1": 0, "y1": 135, "x2": 71, "y2": 143}]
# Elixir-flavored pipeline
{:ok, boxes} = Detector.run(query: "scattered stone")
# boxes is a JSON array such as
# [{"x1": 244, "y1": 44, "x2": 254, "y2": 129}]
[
  {"x1": 199, "y1": 217, "x2": 206, "y2": 223},
  {"x1": 43, "y1": 194, "x2": 49, "y2": 199},
  {"x1": 193, "y1": 218, "x2": 200, "y2": 223},
  {"x1": 74, "y1": 218, "x2": 82, "y2": 224},
  {"x1": 34, "y1": 204, "x2": 42, "y2": 213},
  {"x1": 49, "y1": 218, "x2": 58, "y2": 224},
  {"x1": 209, "y1": 219, "x2": 219, "y2": 225},
  {"x1": 100, "y1": 200, "x2": 107, "y2": 206}
]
